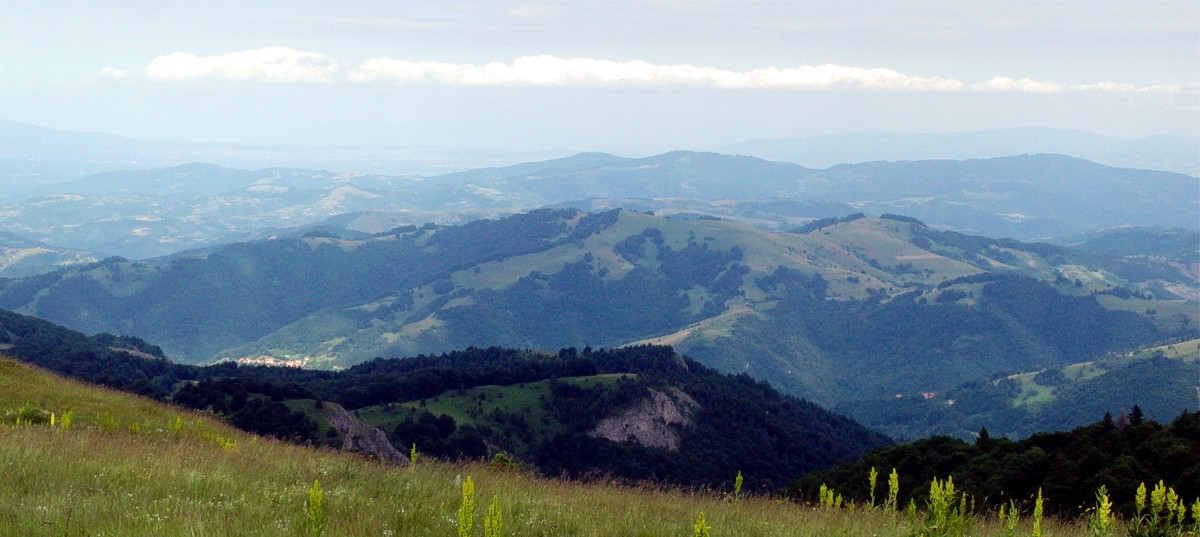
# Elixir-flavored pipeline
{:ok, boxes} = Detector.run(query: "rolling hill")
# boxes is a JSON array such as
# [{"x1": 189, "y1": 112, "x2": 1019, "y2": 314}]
[
  {"x1": 0, "y1": 231, "x2": 97, "y2": 277},
  {"x1": 0, "y1": 150, "x2": 1194, "y2": 267},
  {"x1": 0, "y1": 304, "x2": 888, "y2": 490},
  {"x1": 0, "y1": 209, "x2": 1190, "y2": 425}
]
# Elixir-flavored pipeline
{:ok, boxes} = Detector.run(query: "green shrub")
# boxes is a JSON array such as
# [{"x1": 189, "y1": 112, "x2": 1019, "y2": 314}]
[
  {"x1": 910, "y1": 476, "x2": 971, "y2": 537},
  {"x1": 490, "y1": 453, "x2": 519, "y2": 473},
  {"x1": 7, "y1": 403, "x2": 51, "y2": 426}
]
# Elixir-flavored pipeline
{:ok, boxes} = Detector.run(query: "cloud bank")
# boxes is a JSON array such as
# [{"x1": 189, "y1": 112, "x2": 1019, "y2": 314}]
[
  {"x1": 137, "y1": 48, "x2": 1192, "y2": 95},
  {"x1": 144, "y1": 47, "x2": 338, "y2": 83},
  {"x1": 348, "y1": 55, "x2": 965, "y2": 91}
]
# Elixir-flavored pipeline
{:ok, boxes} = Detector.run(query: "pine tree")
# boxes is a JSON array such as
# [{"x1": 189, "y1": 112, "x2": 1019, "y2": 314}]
[{"x1": 1129, "y1": 405, "x2": 1145, "y2": 426}]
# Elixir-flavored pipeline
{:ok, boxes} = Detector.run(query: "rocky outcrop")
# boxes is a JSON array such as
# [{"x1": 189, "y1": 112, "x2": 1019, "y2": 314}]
[
  {"x1": 323, "y1": 402, "x2": 409, "y2": 466},
  {"x1": 588, "y1": 387, "x2": 699, "y2": 451}
]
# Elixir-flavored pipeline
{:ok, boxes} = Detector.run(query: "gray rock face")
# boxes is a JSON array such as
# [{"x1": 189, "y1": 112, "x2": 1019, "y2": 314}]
[
  {"x1": 323, "y1": 402, "x2": 409, "y2": 465},
  {"x1": 588, "y1": 388, "x2": 699, "y2": 451}
]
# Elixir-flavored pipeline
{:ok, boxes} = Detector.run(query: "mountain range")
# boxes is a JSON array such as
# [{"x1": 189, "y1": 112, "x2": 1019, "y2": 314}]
[
  {"x1": 720, "y1": 127, "x2": 1200, "y2": 176},
  {"x1": 0, "y1": 149, "x2": 1194, "y2": 264},
  {"x1": 0, "y1": 119, "x2": 1195, "y2": 444},
  {"x1": 0, "y1": 209, "x2": 1193, "y2": 440},
  {"x1": 6, "y1": 119, "x2": 1196, "y2": 178}
]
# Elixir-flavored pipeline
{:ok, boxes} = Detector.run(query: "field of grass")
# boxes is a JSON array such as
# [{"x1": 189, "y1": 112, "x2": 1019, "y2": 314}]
[
  {"x1": 1129, "y1": 338, "x2": 1200, "y2": 361},
  {"x1": 1005, "y1": 338, "x2": 1199, "y2": 409},
  {"x1": 1012, "y1": 373, "x2": 1056, "y2": 407},
  {"x1": 1094, "y1": 294, "x2": 1199, "y2": 332},
  {"x1": 0, "y1": 358, "x2": 1110, "y2": 536}
]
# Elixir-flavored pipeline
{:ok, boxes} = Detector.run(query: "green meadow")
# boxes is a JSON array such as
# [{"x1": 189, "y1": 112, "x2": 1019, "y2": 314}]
[{"x1": 0, "y1": 358, "x2": 1181, "y2": 536}]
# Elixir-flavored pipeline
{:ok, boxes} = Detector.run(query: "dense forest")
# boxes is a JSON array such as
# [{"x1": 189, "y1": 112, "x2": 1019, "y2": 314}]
[
  {"x1": 2, "y1": 292, "x2": 1196, "y2": 509},
  {"x1": 787, "y1": 410, "x2": 1200, "y2": 518},
  {"x1": 0, "y1": 307, "x2": 886, "y2": 490},
  {"x1": 697, "y1": 271, "x2": 1163, "y2": 405},
  {"x1": 838, "y1": 350, "x2": 1198, "y2": 440}
]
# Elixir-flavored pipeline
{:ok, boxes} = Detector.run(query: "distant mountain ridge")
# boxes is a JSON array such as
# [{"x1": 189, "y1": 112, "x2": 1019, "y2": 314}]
[
  {"x1": 720, "y1": 127, "x2": 1200, "y2": 176},
  {"x1": 0, "y1": 150, "x2": 1194, "y2": 264}
]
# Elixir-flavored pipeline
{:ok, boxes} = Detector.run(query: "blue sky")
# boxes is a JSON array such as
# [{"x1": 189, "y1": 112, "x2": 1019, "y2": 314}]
[{"x1": 1, "y1": 1, "x2": 1196, "y2": 153}]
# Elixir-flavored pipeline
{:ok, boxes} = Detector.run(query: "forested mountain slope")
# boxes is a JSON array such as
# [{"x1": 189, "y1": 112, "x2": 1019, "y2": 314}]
[
  {"x1": 0, "y1": 209, "x2": 1189, "y2": 413},
  {"x1": 836, "y1": 339, "x2": 1199, "y2": 440},
  {"x1": 0, "y1": 304, "x2": 888, "y2": 490}
]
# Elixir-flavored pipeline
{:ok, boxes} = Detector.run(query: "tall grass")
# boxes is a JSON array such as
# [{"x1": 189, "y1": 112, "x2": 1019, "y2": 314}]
[{"x1": 0, "y1": 359, "x2": 1173, "y2": 536}]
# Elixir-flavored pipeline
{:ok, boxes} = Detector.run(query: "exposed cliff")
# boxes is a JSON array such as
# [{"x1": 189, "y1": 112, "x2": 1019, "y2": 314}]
[
  {"x1": 324, "y1": 402, "x2": 409, "y2": 465},
  {"x1": 588, "y1": 387, "x2": 699, "y2": 451}
]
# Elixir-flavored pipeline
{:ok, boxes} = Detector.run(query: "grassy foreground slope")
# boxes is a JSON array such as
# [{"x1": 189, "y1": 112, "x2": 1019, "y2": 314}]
[{"x1": 0, "y1": 358, "x2": 1093, "y2": 536}]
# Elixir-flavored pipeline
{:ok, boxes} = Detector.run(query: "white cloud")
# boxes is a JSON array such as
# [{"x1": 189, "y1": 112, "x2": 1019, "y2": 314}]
[
  {"x1": 133, "y1": 49, "x2": 1194, "y2": 96},
  {"x1": 348, "y1": 55, "x2": 965, "y2": 91},
  {"x1": 144, "y1": 47, "x2": 338, "y2": 83},
  {"x1": 972, "y1": 76, "x2": 1064, "y2": 94},
  {"x1": 973, "y1": 76, "x2": 1192, "y2": 95},
  {"x1": 1071, "y1": 81, "x2": 1189, "y2": 94},
  {"x1": 98, "y1": 66, "x2": 127, "y2": 79}
]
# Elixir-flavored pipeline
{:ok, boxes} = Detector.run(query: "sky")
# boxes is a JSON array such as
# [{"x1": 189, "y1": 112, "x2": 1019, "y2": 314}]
[{"x1": 1, "y1": 1, "x2": 1197, "y2": 154}]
